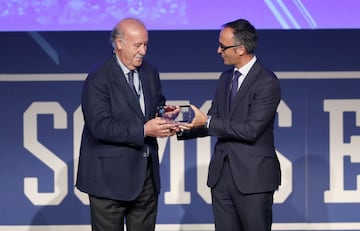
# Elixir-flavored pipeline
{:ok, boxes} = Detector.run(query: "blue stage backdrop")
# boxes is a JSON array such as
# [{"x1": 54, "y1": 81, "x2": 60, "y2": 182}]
[{"x1": 1, "y1": 30, "x2": 360, "y2": 231}]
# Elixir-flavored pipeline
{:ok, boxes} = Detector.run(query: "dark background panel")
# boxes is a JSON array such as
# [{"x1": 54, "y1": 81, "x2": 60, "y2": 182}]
[{"x1": 1, "y1": 29, "x2": 360, "y2": 74}]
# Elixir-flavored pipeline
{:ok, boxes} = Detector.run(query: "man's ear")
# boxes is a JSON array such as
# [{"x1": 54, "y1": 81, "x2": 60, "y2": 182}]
[
  {"x1": 113, "y1": 39, "x2": 122, "y2": 50},
  {"x1": 237, "y1": 44, "x2": 246, "y2": 56}
]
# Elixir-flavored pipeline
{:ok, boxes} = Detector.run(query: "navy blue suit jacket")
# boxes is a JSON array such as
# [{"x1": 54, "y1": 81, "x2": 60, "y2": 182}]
[
  {"x1": 76, "y1": 53, "x2": 165, "y2": 201},
  {"x1": 179, "y1": 60, "x2": 281, "y2": 194}
]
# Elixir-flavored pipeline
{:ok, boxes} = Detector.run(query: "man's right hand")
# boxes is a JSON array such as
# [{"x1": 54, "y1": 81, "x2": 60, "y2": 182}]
[
  {"x1": 145, "y1": 117, "x2": 178, "y2": 138},
  {"x1": 178, "y1": 104, "x2": 208, "y2": 130}
]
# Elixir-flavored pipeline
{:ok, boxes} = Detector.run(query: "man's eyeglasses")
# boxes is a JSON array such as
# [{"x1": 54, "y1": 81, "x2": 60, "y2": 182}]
[{"x1": 219, "y1": 44, "x2": 240, "y2": 52}]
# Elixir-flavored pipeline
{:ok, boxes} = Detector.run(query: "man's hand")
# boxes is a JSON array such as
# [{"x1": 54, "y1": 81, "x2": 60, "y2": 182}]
[
  {"x1": 145, "y1": 117, "x2": 178, "y2": 138},
  {"x1": 179, "y1": 104, "x2": 207, "y2": 130}
]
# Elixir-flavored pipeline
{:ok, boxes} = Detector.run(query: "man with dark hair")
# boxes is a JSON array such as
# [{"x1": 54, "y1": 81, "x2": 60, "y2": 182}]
[{"x1": 178, "y1": 18, "x2": 282, "y2": 231}]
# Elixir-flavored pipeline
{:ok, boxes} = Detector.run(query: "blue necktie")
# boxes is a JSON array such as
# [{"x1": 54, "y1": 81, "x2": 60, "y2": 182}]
[
  {"x1": 127, "y1": 70, "x2": 139, "y2": 98},
  {"x1": 230, "y1": 70, "x2": 241, "y2": 108}
]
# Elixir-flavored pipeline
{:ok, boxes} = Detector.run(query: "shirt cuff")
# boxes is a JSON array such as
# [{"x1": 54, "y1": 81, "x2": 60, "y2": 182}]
[{"x1": 206, "y1": 116, "x2": 212, "y2": 128}]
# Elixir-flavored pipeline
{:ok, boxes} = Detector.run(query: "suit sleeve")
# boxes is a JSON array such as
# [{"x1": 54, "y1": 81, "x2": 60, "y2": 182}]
[{"x1": 176, "y1": 126, "x2": 208, "y2": 140}]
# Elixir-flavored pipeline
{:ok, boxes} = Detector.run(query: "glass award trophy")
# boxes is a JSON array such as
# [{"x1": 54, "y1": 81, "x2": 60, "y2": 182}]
[{"x1": 157, "y1": 105, "x2": 194, "y2": 124}]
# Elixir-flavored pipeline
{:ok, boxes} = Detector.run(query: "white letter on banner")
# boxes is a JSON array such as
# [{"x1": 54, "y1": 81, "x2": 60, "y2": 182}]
[
  {"x1": 197, "y1": 100, "x2": 212, "y2": 203},
  {"x1": 324, "y1": 99, "x2": 360, "y2": 202},
  {"x1": 274, "y1": 100, "x2": 293, "y2": 203},
  {"x1": 159, "y1": 100, "x2": 191, "y2": 204},
  {"x1": 23, "y1": 102, "x2": 68, "y2": 205},
  {"x1": 73, "y1": 106, "x2": 89, "y2": 204}
]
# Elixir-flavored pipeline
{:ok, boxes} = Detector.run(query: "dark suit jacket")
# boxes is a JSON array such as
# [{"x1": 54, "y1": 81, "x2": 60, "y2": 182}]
[
  {"x1": 179, "y1": 60, "x2": 281, "y2": 194},
  {"x1": 76, "y1": 53, "x2": 166, "y2": 201}
]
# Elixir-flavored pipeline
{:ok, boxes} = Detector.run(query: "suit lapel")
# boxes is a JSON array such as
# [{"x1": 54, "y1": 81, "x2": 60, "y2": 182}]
[
  {"x1": 237, "y1": 61, "x2": 260, "y2": 97},
  {"x1": 229, "y1": 61, "x2": 260, "y2": 114},
  {"x1": 225, "y1": 71, "x2": 233, "y2": 114},
  {"x1": 138, "y1": 67, "x2": 152, "y2": 120},
  {"x1": 110, "y1": 58, "x2": 144, "y2": 119}
]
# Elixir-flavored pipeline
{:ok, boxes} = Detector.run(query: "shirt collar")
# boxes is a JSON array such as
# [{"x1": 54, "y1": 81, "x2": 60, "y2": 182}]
[
  {"x1": 234, "y1": 55, "x2": 257, "y2": 77},
  {"x1": 114, "y1": 52, "x2": 134, "y2": 76}
]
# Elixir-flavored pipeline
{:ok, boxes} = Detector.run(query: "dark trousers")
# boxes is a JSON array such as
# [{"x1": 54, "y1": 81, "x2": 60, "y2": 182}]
[
  {"x1": 211, "y1": 159, "x2": 274, "y2": 231},
  {"x1": 89, "y1": 162, "x2": 158, "y2": 231}
]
